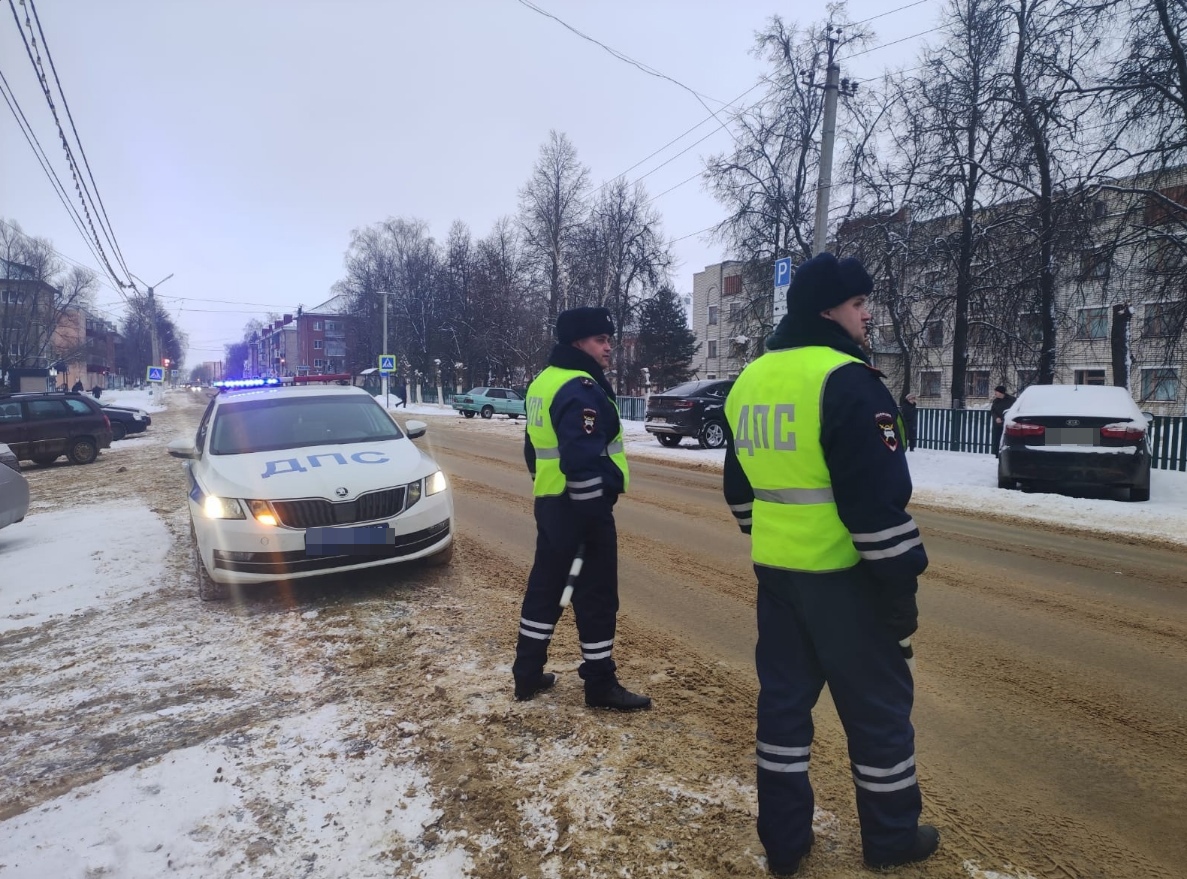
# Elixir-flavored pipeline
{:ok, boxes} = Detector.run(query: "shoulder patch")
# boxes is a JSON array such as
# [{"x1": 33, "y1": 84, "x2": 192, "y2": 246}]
[
  {"x1": 581, "y1": 408, "x2": 597, "y2": 434},
  {"x1": 580, "y1": 377, "x2": 595, "y2": 387},
  {"x1": 875, "y1": 411, "x2": 900, "y2": 451}
]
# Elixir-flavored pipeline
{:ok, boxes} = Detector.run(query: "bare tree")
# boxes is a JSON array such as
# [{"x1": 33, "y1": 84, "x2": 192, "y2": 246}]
[{"x1": 518, "y1": 131, "x2": 590, "y2": 324}]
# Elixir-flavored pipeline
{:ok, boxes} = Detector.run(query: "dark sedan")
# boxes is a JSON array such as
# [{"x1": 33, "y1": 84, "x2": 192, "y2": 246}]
[
  {"x1": 644, "y1": 380, "x2": 734, "y2": 449},
  {"x1": 102, "y1": 405, "x2": 151, "y2": 441},
  {"x1": 997, "y1": 384, "x2": 1153, "y2": 501}
]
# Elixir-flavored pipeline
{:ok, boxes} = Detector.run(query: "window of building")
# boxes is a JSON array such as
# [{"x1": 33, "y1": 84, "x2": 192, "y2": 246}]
[
  {"x1": 1092, "y1": 199, "x2": 1107, "y2": 219},
  {"x1": 314, "y1": 358, "x2": 325, "y2": 369},
  {"x1": 1020, "y1": 313, "x2": 1043, "y2": 344},
  {"x1": 708, "y1": 305, "x2": 718, "y2": 326},
  {"x1": 922, "y1": 321, "x2": 943, "y2": 347},
  {"x1": 1142, "y1": 301, "x2": 1182, "y2": 338},
  {"x1": 313, "y1": 320, "x2": 323, "y2": 330},
  {"x1": 919, "y1": 371, "x2": 941, "y2": 397},
  {"x1": 1079, "y1": 249, "x2": 1109, "y2": 280},
  {"x1": 1016, "y1": 369, "x2": 1038, "y2": 390},
  {"x1": 728, "y1": 302, "x2": 741, "y2": 320},
  {"x1": 707, "y1": 340, "x2": 718, "y2": 358},
  {"x1": 1141, "y1": 367, "x2": 1178, "y2": 401},
  {"x1": 325, "y1": 320, "x2": 343, "y2": 334},
  {"x1": 965, "y1": 370, "x2": 990, "y2": 397},
  {"x1": 727, "y1": 372, "x2": 740, "y2": 380},
  {"x1": 1074, "y1": 368, "x2": 1106, "y2": 386},
  {"x1": 967, "y1": 323, "x2": 994, "y2": 346},
  {"x1": 724, "y1": 274, "x2": 742, "y2": 296},
  {"x1": 875, "y1": 325, "x2": 897, "y2": 347},
  {"x1": 1, "y1": 290, "x2": 23, "y2": 305},
  {"x1": 706, "y1": 373, "x2": 717, "y2": 380},
  {"x1": 313, "y1": 340, "x2": 324, "y2": 349},
  {"x1": 1076, "y1": 307, "x2": 1108, "y2": 339}
]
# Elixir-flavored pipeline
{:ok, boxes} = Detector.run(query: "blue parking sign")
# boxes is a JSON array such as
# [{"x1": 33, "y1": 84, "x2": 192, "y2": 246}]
[
  {"x1": 147, "y1": 366, "x2": 164, "y2": 383},
  {"x1": 774, "y1": 257, "x2": 793, "y2": 288},
  {"x1": 378, "y1": 354, "x2": 396, "y2": 374}
]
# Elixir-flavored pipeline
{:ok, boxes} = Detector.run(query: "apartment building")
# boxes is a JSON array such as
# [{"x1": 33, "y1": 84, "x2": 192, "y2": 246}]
[{"x1": 690, "y1": 260, "x2": 757, "y2": 382}]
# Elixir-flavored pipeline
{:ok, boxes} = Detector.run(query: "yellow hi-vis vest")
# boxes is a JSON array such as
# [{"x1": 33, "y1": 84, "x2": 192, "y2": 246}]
[
  {"x1": 525, "y1": 366, "x2": 630, "y2": 497},
  {"x1": 725, "y1": 346, "x2": 863, "y2": 572}
]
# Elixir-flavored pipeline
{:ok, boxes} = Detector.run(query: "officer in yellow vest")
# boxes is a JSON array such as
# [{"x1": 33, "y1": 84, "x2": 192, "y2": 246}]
[
  {"x1": 513, "y1": 306, "x2": 650, "y2": 711},
  {"x1": 723, "y1": 253, "x2": 938, "y2": 874}
]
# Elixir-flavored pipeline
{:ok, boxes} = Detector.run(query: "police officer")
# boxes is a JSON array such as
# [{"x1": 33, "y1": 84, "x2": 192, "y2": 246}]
[
  {"x1": 512, "y1": 306, "x2": 651, "y2": 712},
  {"x1": 723, "y1": 253, "x2": 938, "y2": 874}
]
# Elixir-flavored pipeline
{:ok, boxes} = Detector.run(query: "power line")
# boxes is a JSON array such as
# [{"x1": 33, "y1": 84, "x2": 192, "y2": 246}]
[
  {"x1": 852, "y1": 0, "x2": 936, "y2": 28},
  {"x1": 27, "y1": 0, "x2": 134, "y2": 281}
]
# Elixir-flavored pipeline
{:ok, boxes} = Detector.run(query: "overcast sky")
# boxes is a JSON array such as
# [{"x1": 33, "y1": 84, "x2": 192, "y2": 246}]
[{"x1": 0, "y1": 0, "x2": 941, "y2": 371}]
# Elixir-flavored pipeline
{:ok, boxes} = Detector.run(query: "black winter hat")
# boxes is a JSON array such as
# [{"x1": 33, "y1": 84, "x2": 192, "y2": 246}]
[
  {"x1": 556, "y1": 306, "x2": 615, "y2": 344},
  {"x1": 994, "y1": 385, "x2": 1007, "y2": 394},
  {"x1": 786, "y1": 252, "x2": 874, "y2": 316}
]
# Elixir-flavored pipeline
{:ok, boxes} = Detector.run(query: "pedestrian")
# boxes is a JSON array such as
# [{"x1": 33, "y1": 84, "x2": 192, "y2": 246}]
[
  {"x1": 71, "y1": 380, "x2": 84, "y2": 394},
  {"x1": 900, "y1": 392, "x2": 918, "y2": 451},
  {"x1": 990, "y1": 385, "x2": 1016, "y2": 457},
  {"x1": 723, "y1": 252, "x2": 938, "y2": 874},
  {"x1": 91, "y1": 384, "x2": 103, "y2": 399},
  {"x1": 513, "y1": 305, "x2": 651, "y2": 712}
]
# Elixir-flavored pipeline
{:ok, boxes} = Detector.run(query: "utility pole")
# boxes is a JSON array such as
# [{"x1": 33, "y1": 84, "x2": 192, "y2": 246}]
[
  {"x1": 381, "y1": 291, "x2": 390, "y2": 409},
  {"x1": 810, "y1": 27, "x2": 858, "y2": 256},
  {"x1": 132, "y1": 273, "x2": 174, "y2": 386}
]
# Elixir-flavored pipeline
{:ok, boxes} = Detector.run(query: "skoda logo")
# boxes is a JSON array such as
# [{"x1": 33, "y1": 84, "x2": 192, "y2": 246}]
[
  {"x1": 1065, "y1": 419, "x2": 1080, "y2": 426},
  {"x1": 335, "y1": 487, "x2": 349, "y2": 498}
]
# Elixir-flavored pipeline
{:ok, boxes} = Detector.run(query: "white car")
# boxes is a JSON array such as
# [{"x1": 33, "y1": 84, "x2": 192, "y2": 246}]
[
  {"x1": 0, "y1": 441, "x2": 30, "y2": 533},
  {"x1": 168, "y1": 382, "x2": 454, "y2": 600}
]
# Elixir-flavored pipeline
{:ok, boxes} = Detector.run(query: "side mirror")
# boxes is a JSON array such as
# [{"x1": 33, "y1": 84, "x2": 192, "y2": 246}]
[
  {"x1": 1141, "y1": 411, "x2": 1155, "y2": 423},
  {"x1": 167, "y1": 438, "x2": 198, "y2": 459},
  {"x1": 404, "y1": 419, "x2": 428, "y2": 440}
]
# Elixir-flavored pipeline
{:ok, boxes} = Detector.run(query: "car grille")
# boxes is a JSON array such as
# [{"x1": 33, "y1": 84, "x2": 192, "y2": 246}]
[{"x1": 272, "y1": 487, "x2": 406, "y2": 527}]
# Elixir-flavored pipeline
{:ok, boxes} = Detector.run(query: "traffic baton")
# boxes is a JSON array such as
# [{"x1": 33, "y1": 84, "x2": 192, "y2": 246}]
[
  {"x1": 559, "y1": 543, "x2": 586, "y2": 608},
  {"x1": 899, "y1": 638, "x2": 916, "y2": 676}
]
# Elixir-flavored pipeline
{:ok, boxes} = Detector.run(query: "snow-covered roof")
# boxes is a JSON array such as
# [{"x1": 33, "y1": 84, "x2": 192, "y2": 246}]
[{"x1": 308, "y1": 293, "x2": 351, "y2": 315}]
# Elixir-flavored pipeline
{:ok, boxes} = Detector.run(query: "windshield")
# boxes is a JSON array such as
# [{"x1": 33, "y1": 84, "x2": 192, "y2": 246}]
[
  {"x1": 210, "y1": 394, "x2": 402, "y2": 455},
  {"x1": 661, "y1": 381, "x2": 709, "y2": 397}
]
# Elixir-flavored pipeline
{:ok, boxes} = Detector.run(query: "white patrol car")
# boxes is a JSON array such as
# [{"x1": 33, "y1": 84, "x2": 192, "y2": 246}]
[{"x1": 168, "y1": 380, "x2": 453, "y2": 600}]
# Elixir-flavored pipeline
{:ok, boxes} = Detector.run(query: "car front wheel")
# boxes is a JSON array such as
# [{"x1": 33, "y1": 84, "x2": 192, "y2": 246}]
[
  {"x1": 656, "y1": 433, "x2": 681, "y2": 447},
  {"x1": 480, "y1": 405, "x2": 494, "y2": 419},
  {"x1": 67, "y1": 437, "x2": 98, "y2": 465},
  {"x1": 192, "y1": 526, "x2": 228, "y2": 601},
  {"x1": 698, "y1": 420, "x2": 727, "y2": 449},
  {"x1": 32, "y1": 454, "x2": 59, "y2": 466},
  {"x1": 111, "y1": 422, "x2": 127, "y2": 441}
]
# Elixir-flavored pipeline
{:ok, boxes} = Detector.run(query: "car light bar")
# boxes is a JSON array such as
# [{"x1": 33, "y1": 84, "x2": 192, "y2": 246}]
[{"x1": 214, "y1": 378, "x2": 282, "y2": 389}]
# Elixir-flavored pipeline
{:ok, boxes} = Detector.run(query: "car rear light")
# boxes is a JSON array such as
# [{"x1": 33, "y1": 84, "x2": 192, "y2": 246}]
[
  {"x1": 672, "y1": 400, "x2": 695, "y2": 409},
  {"x1": 103, "y1": 414, "x2": 111, "y2": 429},
  {"x1": 1005, "y1": 421, "x2": 1045, "y2": 439},
  {"x1": 1100, "y1": 423, "x2": 1146, "y2": 444}
]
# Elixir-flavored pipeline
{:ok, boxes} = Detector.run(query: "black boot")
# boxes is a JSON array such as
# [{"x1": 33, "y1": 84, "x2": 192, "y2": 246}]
[
  {"x1": 768, "y1": 830, "x2": 814, "y2": 876},
  {"x1": 514, "y1": 672, "x2": 556, "y2": 702},
  {"x1": 585, "y1": 681, "x2": 651, "y2": 711},
  {"x1": 864, "y1": 824, "x2": 939, "y2": 870}
]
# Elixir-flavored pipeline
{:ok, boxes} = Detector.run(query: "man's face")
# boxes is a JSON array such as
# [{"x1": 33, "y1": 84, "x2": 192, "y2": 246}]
[
  {"x1": 994, "y1": 390, "x2": 1004, "y2": 399},
  {"x1": 574, "y1": 334, "x2": 613, "y2": 369},
  {"x1": 821, "y1": 296, "x2": 871, "y2": 347}
]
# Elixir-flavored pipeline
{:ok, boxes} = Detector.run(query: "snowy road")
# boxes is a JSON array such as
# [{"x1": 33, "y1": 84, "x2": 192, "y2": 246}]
[{"x1": 2, "y1": 389, "x2": 1184, "y2": 879}]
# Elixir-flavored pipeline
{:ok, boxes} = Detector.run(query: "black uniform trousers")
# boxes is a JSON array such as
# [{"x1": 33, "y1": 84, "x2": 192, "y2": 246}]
[
  {"x1": 513, "y1": 495, "x2": 619, "y2": 687},
  {"x1": 754, "y1": 565, "x2": 920, "y2": 869}
]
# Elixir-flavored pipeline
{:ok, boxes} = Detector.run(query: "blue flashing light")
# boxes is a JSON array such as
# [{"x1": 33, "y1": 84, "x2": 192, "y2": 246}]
[{"x1": 214, "y1": 378, "x2": 281, "y2": 390}]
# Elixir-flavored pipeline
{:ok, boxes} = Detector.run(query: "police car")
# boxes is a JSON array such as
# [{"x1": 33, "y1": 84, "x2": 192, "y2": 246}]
[{"x1": 168, "y1": 378, "x2": 453, "y2": 600}]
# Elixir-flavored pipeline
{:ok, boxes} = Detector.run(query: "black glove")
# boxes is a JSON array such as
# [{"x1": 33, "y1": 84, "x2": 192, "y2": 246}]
[{"x1": 877, "y1": 584, "x2": 919, "y2": 641}]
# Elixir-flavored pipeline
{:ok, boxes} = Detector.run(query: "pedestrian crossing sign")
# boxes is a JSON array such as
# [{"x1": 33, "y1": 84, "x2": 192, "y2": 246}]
[
  {"x1": 378, "y1": 355, "x2": 396, "y2": 374},
  {"x1": 147, "y1": 366, "x2": 165, "y2": 383}
]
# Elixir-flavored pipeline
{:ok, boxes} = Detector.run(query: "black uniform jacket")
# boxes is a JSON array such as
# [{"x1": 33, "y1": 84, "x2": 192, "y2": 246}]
[
  {"x1": 524, "y1": 343, "x2": 624, "y2": 519},
  {"x1": 723, "y1": 313, "x2": 928, "y2": 594}
]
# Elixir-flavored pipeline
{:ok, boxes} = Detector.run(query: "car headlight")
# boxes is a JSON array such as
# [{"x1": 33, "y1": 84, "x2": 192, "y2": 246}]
[
  {"x1": 246, "y1": 499, "x2": 279, "y2": 526},
  {"x1": 203, "y1": 495, "x2": 245, "y2": 519},
  {"x1": 425, "y1": 470, "x2": 448, "y2": 496}
]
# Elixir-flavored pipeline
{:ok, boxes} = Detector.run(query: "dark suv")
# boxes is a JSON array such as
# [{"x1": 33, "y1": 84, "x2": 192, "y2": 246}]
[
  {"x1": 644, "y1": 380, "x2": 735, "y2": 449},
  {"x1": 0, "y1": 391, "x2": 114, "y2": 465}
]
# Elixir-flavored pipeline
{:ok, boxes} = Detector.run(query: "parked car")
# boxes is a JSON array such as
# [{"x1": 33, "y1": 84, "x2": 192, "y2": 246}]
[
  {"x1": 0, "y1": 391, "x2": 113, "y2": 465},
  {"x1": 0, "y1": 443, "x2": 30, "y2": 532},
  {"x1": 997, "y1": 384, "x2": 1153, "y2": 501},
  {"x1": 168, "y1": 381, "x2": 454, "y2": 600},
  {"x1": 101, "y1": 404, "x2": 151, "y2": 440},
  {"x1": 644, "y1": 380, "x2": 735, "y2": 449},
  {"x1": 451, "y1": 387, "x2": 526, "y2": 419}
]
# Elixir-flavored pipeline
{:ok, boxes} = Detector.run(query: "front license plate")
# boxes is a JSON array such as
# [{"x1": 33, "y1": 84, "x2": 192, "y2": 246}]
[{"x1": 306, "y1": 524, "x2": 394, "y2": 556}]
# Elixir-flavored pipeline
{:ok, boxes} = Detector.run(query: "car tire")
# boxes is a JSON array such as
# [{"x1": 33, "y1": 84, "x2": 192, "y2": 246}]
[
  {"x1": 111, "y1": 422, "x2": 127, "y2": 442},
  {"x1": 192, "y1": 527, "x2": 228, "y2": 601},
  {"x1": 32, "y1": 454, "x2": 59, "y2": 466},
  {"x1": 66, "y1": 437, "x2": 98, "y2": 465},
  {"x1": 508, "y1": 413, "x2": 519, "y2": 420},
  {"x1": 997, "y1": 469, "x2": 1015, "y2": 490},
  {"x1": 425, "y1": 541, "x2": 454, "y2": 566},
  {"x1": 463, "y1": 410, "x2": 476, "y2": 419},
  {"x1": 698, "y1": 420, "x2": 727, "y2": 450},
  {"x1": 480, "y1": 405, "x2": 494, "y2": 419},
  {"x1": 656, "y1": 433, "x2": 681, "y2": 447}
]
